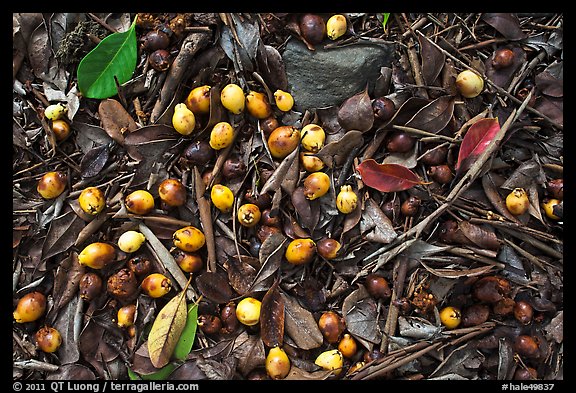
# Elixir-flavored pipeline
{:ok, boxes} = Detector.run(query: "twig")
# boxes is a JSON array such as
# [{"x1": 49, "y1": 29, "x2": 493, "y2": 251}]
[
  {"x1": 194, "y1": 167, "x2": 217, "y2": 273},
  {"x1": 87, "y1": 13, "x2": 118, "y2": 34},
  {"x1": 393, "y1": 125, "x2": 458, "y2": 143},
  {"x1": 13, "y1": 359, "x2": 59, "y2": 372},
  {"x1": 380, "y1": 255, "x2": 409, "y2": 353}
]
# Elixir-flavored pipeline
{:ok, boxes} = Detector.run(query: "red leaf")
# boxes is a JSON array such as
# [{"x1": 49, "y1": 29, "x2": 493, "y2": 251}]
[
  {"x1": 456, "y1": 118, "x2": 500, "y2": 174},
  {"x1": 357, "y1": 159, "x2": 426, "y2": 192}
]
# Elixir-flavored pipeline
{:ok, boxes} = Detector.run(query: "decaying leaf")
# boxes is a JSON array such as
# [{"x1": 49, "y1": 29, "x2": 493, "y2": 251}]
[
  {"x1": 98, "y1": 98, "x2": 138, "y2": 144},
  {"x1": 456, "y1": 118, "x2": 501, "y2": 175},
  {"x1": 260, "y1": 280, "x2": 285, "y2": 348},
  {"x1": 404, "y1": 95, "x2": 455, "y2": 134},
  {"x1": 315, "y1": 130, "x2": 363, "y2": 168},
  {"x1": 337, "y1": 87, "x2": 374, "y2": 132},
  {"x1": 196, "y1": 271, "x2": 236, "y2": 304},
  {"x1": 357, "y1": 159, "x2": 427, "y2": 192},
  {"x1": 282, "y1": 292, "x2": 324, "y2": 350},
  {"x1": 359, "y1": 198, "x2": 398, "y2": 244}
]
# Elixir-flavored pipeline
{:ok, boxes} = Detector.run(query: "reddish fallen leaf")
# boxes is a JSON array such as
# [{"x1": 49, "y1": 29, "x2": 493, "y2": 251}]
[
  {"x1": 456, "y1": 118, "x2": 501, "y2": 174},
  {"x1": 260, "y1": 280, "x2": 285, "y2": 348},
  {"x1": 357, "y1": 159, "x2": 427, "y2": 192}
]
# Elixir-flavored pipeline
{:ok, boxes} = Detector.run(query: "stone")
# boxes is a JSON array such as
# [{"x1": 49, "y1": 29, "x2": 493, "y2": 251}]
[{"x1": 282, "y1": 38, "x2": 395, "y2": 111}]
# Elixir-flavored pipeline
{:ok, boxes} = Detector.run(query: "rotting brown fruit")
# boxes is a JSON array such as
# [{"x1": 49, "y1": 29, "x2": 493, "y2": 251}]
[
  {"x1": 220, "y1": 302, "x2": 240, "y2": 334},
  {"x1": 299, "y1": 14, "x2": 326, "y2": 45},
  {"x1": 472, "y1": 276, "x2": 511, "y2": 304},
  {"x1": 127, "y1": 256, "x2": 153, "y2": 278},
  {"x1": 492, "y1": 47, "x2": 515, "y2": 69},
  {"x1": 107, "y1": 268, "x2": 139, "y2": 302},
  {"x1": 514, "y1": 300, "x2": 534, "y2": 325},
  {"x1": 318, "y1": 310, "x2": 346, "y2": 344},
  {"x1": 514, "y1": 335, "x2": 540, "y2": 358},
  {"x1": 148, "y1": 49, "x2": 171, "y2": 72},
  {"x1": 372, "y1": 96, "x2": 395, "y2": 122},
  {"x1": 79, "y1": 272, "x2": 103, "y2": 302},
  {"x1": 401, "y1": 196, "x2": 421, "y2": 217},
  {"x1": 546, "y1": 178, "x2": 563, "y2": 200},
  {"x1": 222, "y1": 156, "x2": 247, "y2": 180},
  {"x1": 173, "y1": 249, "x2": 203, "y2": 273},
  {"x1": 428, "y1": 165, "x2": 454, "y2": 185},
  {"x1": 13, "y1": 291, "x2": 47, "y2": 323},
  {"x1": 316, "y1": 238, "x2": 341, "y2": 260},
  {"x1": 158, "y1": 178, "x2": 187, "y2": 207},
  {"x1": 385, "y1": 130, "x2": 415, "y2": 153},
  {"x1": 181, "y1": 140, "x2": 214, "y2": 166},
  {"x1": 365, "y1": 273, "x2": 392, "y2": 300},
  {"x1": 461, "y1": 303, "x2": 490, "y2": 327},
  {"x1": 35, "y1": 326, "x2": 62, "y2": 353},
  {"x1": 198, "y1": 314, "x2": 222, "y2": 335}
]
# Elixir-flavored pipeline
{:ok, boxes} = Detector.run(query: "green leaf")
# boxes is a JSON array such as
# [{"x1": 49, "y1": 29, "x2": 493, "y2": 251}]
[
  {"x1": 127, "y1": 368, "x2": 141, "y2": 380},
  {"x1": 77, "y1": 18, "x2": 137, "y2": 99},
  {"x1": 140, "y1": 363, "x2": 177, "y2": 380},
  {"x1": 173, "y1": 303, "x2": 199, "y2": 361},
  {"x1": 382, "y1": 13, "x2": 391, "y2": 31}
]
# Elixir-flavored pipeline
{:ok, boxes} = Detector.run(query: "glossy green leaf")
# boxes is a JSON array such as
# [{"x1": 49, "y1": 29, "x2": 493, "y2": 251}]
[
  {"x1": 173, "y1": 303, "x2": 199, "y2": 361},
  {"x1": 77, "y1": 18, "x2": 137, "y2": 99},
  {"x1": 140, "y1": 363, "x2": 177, "y2": 380},
  {"x1": 382, "y1": 13, "x2": 391, "y2": 31}
]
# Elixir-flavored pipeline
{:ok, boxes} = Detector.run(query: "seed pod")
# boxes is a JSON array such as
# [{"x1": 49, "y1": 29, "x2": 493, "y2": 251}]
[
  {"x1": 439, "y1": 306, "x2": 462, "y2": 329},
  {"x1": 246, "y1": 90, "x2": 273, "y2": 119},
  {"x1": 273, "y1": 90, "x2": 294, "y2": 112},
  {"x1": 316, "y1": 238, "x2": 341, "y2": 260},
  {"x1": 78, "y1": 186, "x2": 106, "y2": 215},
  {"x1": 107, "y1": 268, "x2": 139, "y2": 302},
  {"x1": 158, "y1": 178, "x2": 187, "y2": 207},
  {"x1": 117, "y1": 231, "x2": 146, "y2": 253},
  {"x1": 456, "y1": 69, "x2": 484, "y2": 98},
  {"x1": 220, "y1": 83, "x2": 245, "y2": 114},
  {"x1": 338, "y1": 333, "x2": 357, "y2": 358},
  {"x1": 268, "y1": 126, "x2": 301, "y2": 159},
  {"x1": 336, "y1": 185, "x2": 358, "y2": 214},
  {"x1": 78, "y1": 242, "x2": 116, "y2": 269},
  {"x1": 285, "y1": 238, "x2": 316, "y2": 265},
  {"x1": 13, "y1": 292, "x2": 47, "y2": 323},
  {"x1": 185, "y1": 85, "x2": 211, "y2": 115},
  {"x1": 125, "y1": 190, "x2": 155, "y2": 215},
  {"x1": 127, "y1": 256, "x2": 153, "y2": 278},
  {"x1": 35, "y1": 326, "x2": 62, "y2": 353},
  {"x1": 52, "y1": 119, "x2": 71, "y2": 141},
  {"x1": 266, "y1": 346, "x2": 291, "y2": 379},
  {"x1": 197, "y1": 314, "x2": 222, "y2": 335},
  {"x1": 236, "y1": 297, "x2": 261, "y2": 326},
  {"x1": 209, "y1": 121, "x2": 235, "y2": 150},
  {"x1": 365, "y1": 273, "x2": 392, "y2": 300},
  {"x1": 237, "y1": 203, "x2": 262, "y2": 228},
  {"x1": 300, "y1": 124, "x2": 326, "y2": 153},
  {"x1": 173, "y1": 226, "x2": 206, "y2": 252},
  {"x1": 79, "y1": 272, "x2": 103, "y2": 302},
  {"x1": 117, "y1": 304, "x2": 137, "y2": 328},
  {"x1": 37, "y1": 171, "x2": 67, "y2": 199},
  {"x1": 318, "y1": 311, "x2": 346, "y2": 344},
  {"x1": 314, "y1": 349, "x2": 343, "y2": 375},
  {"x1": 303, "y1": 171, "x2": 330, "y2": 200},
  {"x1": 461, "y1": 303, "x2": 490, "y2": 327},
  {"x1": 173, "y1": 249, "x2": 203, "y2": 273},
  {"x1": 326, "y1": 14, "x2": 347, "y2": 40},
  {"x1": 506, "y1": 188, "x2": 530, "y2": 215},
  {"x1": 141, "y1": 273, "x2": 172, "y2": 298}
]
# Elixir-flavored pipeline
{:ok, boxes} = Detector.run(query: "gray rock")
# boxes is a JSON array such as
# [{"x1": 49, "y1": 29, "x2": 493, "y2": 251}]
[{"x1": 282, "y1": 38, "x2": 395, "y2": 111}]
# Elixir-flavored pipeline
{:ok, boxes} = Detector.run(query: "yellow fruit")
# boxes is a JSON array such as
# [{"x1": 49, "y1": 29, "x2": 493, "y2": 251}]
[
  {"x1": 326, "y1": 14, "x2": 347, "y2": 40},
  {"x1": 141, "y1": 273, "x2": 172, "y2": 298},
  {"x1": 209, "y1": 121, "x2": 235, "y2": 150},
  {"x1": 268, "y1": 126, "x2": 301, "y2": 159},
  {"x1": 336, "y1": 185, "x2": 358, "y2": 214},
  {"x1": 173, "y1": 225, "x2": 206, "y2": 252},
  {"x1": 300, "y1": 124, "x2": 326, "y2": 153},
  {"x1": 300, "y1": 152, "x2": 325, "y2": 172},
  {"x1": 455, "y1": 69, "x2": 484, "y2": 98},
  {"x1": 78, "y1": 187, "x2": 106, "y2": 215},
  {"x1": 35, "y1": 326, "x2": 62, "y2": 353},
  {"x1": 125, "y1": 190, "x2": 155, "y2": 215},
  {"x1": 541, "y1": 198, "x2": 561, "y2": 220},
  {"x1": 273, "y1": 90, "x2": 294, "y2": 112},
  {"x1": 237, "y1": 203, "x2": 262, "y2": 227},
  {"x1": 338, "y1": 333, "x2": 358, "y2": 358},
  {"x1": 37, "y1": 171, "x2": 67, "y2": 199},
  {"x1": 314, "y1": 349, "x2": 344, "y2": 375},
  {"x1": 44, "y1": 103, "x2": 67, "y2": 121},
  {"x1": 117, "y1": 231, "x2": 146, "y2": 253},
  {"x1": 13, "y1": 292, "x2": 47, "y2": 323},
  {"x1": 173, "y1": 250, "x2": 203, "y2": 273},
  {"x1": 505, "y1": 188, "x2": 530, "y2": 216},
  {"x1": 266, "y1": 347, "x2": 291, "y2": 379},
  {"x1": 285, "y1": 238, "x2": 316, "y2": 265},
  {"x1": 236, "y1": 297, "x2": 261, "y2": 326},
  {"x1": 439, "y1": 306, "x2": 462, "y2": 329},
  {"x1": 246, "y1": 90, "x2": 273, "y2": 119},
  {"x1": 221, "y1": 83, "x2": 245, "y2": 114},
  {"x1": 303, "y1": 171, "x2": 330, "y2": 200},
  {"x1": 185, "y1": 85, "x2": 211, "y2": 115},
  {"x1": 211, "y1": 184, "x2": 235, "y2": 213},
  {"x1": 172, "y1": 103, "x2": 196, "y2": 135},
  {"x1": 117, "y1": 304, "x2": 137, "y2": 328},
  {"x1": 78, "y1": 242, "x2": 116, "y2": 269}
]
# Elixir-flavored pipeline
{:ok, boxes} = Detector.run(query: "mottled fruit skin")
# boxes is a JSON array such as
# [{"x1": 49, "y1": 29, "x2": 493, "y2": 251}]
[
  {"x1": 336, "y1": 185, "x2": 358, "y2": 214},
  {"x1": 273, "y1": 90, "x2": 294, "y2": 112},
  {"x1": 210, "y1": 184, "x2": 235, "y2": 213},
  {"x1": 506, "y1": 188, "x2": 530, "y2": 215},
  {"x1": 148, "y1": 49, "x2": 171, "y2": 71},
  {"x1": 107, "y1": 268, "x2": 138, "y2": 302},
  {"x1": 13, "y1": 292, "x2": 47, "y2": 323},
  {"x1": 78, "y1": 242, "x2": 116, "y2": 269},
  {"x1": 314, "y1": 349, "x2": 343, "y2": 375},
  {"x1": 541, "y1": 198, "x2": 561, "y2": 220},
  {"x1": 245, "y1": 90, "x2": 273, "y2": 119},
  {"x1": 456, "y1": 69, "x2": 484, "y2": 98},
  {"x1": 303, "y1": 172, "x2": 330, "y2": 200},
  {"x1": 172, "y1": 103, "x2": 196, "y2": 135},
  {"x1": 237, "y1": 203, "x2": 262, "y2": 227},
  {"x1": 79, "y1": 272, "x2": 103, "y2": 301},
  {"x1": 220, "y1": 83, "x2": 245, "y2": 114},
  {"x1": 439, "y1": 306, "x2": 462, "y2": 329},
  {"x1": 173, "y1": 226, "x2": 206, "y2": 252},
  {"x1": 37, "y1": 171, "x2": 67, "y2": 199},
  {"x1": 401, "y1": 196, "x2": 421, "y2": 217},
  {"x1": 185, "y1": 85, "x2": 211, "y2": 115},
  {"x1": 338, "y1": 333, "x2": 358, "y2": 358},
  {"x1": 35, "y1": 326, "x2": 62, "y2": 353},
  {"x1": 285, "y1": 238, "x2": 316, "y2": 265},
  {"x1": 52, "y1": 119, "x2": 71, "y2": 141},
  {"x1": 266, "y1": 347, "x2": 291, "y2": 379},
  {"x1": 78, "y1": 187, "x2": 106, "y2": 215},
  {"x1": 514, "y1": 335, "x2": 539, "y2": 358},
  {"x1": 173, "y1": 250, "x2": 203, "y2": 273},
  {"x1": 428, "y1": 165, "x2": 454, "y2": 185},
  {"x1": 300, "y1": 152, "x2": 325, "y2": 172},
  {"x1": 300, "y1": 124, "x2": 326, "y2": 153},
  {"x1": 117, "y1": 304, "x2": 137, "y2": 328},
  {"x1": 127, "y1": 256, "x2": 153, "y2": 278},
  {"x1": 318, "y1": 311, "x2": 346, "y2": 344},
  {"x1": 209, "y1": 121, "x2": 235, "y2": 150},
  {"x1": 158, "y1": 178, "x2": 187, "y2": 207},
  {"x1": 44, "y1": 103, "x2": 67, "y2": 121},
  {"x1": 326, "y1": 14, "x2": 347, "y2": 40},
  {"x1": 316, "y1": 238, "x2": 341, "y2": 260},
  {"x1": 141, "y1": 273, "x2": 172, "y2": 298},
  {"x1": 236, "y1": 297, "x2": 261, "y2": 326},
  {"x1": 125, "y1": 190, "x2": 155, "y2": 215},
  {"x1": 365, "y1": 273, "x2": 392, "y2": 300},
  {"x1": 267, "y1": 126, "x2": 301, "y2": 159},
  {"x1": 299, "y1": 14, "x2": 326, "y2": 45}
]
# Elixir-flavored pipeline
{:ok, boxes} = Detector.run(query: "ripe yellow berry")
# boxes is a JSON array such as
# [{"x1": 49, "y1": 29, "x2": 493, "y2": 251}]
[
  {"x1": 541, "y1": 198, "x2": 561, "y2": 220},
  {"x1": 314, "y1": 349, "x2": 344, "y2": 375},
  {"x1": 439, "y1": 306, "x2": 462, "y2": 329},
  {"x1": 237, "y1": 203, "x2": 262, "y2": 227},
  {"x1": 285, "y1": 238, "x2": 316, "y2": 265},
  {"x1": 303, "y1": 171, "x2": 330, "y2": 200},
  {"x1": 210, "y1": 184, "x2": 235, "y2": 213},
  {"x1": 221, "y1": 83, "x2": 245, "y2": 114},
  {"x1": 300, "y1": 124, "x2": 326, "y2": 153},
  {"x1": 13, "y1": 292, "x2": 47, "y2": 323},
  {"x1": 505, "y1": 188, "x2": 530, "y2": 216},
  {"x1": 273, "y1": 90, "x2": 294, "y2": 112},
  {"x1": 266, "y1": 346, "x2": 291, "y2": 379},
  {"x1": 78, "y1": 187, "x2": 106, "y2": 215},
  {"x1": 336, "y1": 185, "x2": 358, "y2": 214},
  {"x1": 141, "y1": 273, "x2": 172, "y2": 298},
  {"x1": 173, "y1": 226, "x2": 206, "y2": 252},
  {"x1": 326, "y1": 14, "x2": 347, "y2": 40},
  {"x1": 172, "y1": 103, "x2": 196, "y2": 135},
  {"x1": 117, "y1": 231, "x2": 146, "y2": 253},
  {"x1": 267, "y1": 126, "x2": 301, "y2": 159},
  {"x1": 125, "y1": 190, "x2": 155, "y2": 215},
  {"x1": 245, "y1": 90, "x2": 273, "y2": 119},
  {"x1": 78, "y1": 242, "x2": 116, "y2": 269},
  {"x1": 37, "y1": 171, "x2": 67, "y2": 200},
  {"x1": 44, "y1": 103, "x2": 67, "y2": 121},
  {"x1": 236, "y1": 297, "x2": 262, "y2": 326},
  {"x1": 338, "y1": 333, "x2": 358, "y2": 358},
  {"x1": 117, "y1": 304, "x2": 137, "y2": 328},
  {"x1": 300, "y1": 152, "x2": 325, "y2": 172},
  {"x1": 35, "y1": 326, "x2": 62, "y2": 353},
  {"x1": 455, "y1": 69, "x2": 484, "y2": 98},
  {"x1": 185, "y1": 85, "x2": 211, "y2": 115},
  {"x1": 209, "y1": 121, "x2": 235, "y2": 150},
  {"x1": 173, "y1": 250, "x2": 203, "y2": 273}
]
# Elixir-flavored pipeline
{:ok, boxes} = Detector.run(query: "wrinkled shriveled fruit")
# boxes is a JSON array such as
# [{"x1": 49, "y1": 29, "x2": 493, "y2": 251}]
[
  {"x1": 237, "y1": 203, "x2": 262, "y2": 227},
  {"x1": 185, "y1": 85, "x2": 211, "y2": 115},
  {"x1": 13, "y1": 291, "x2": 47, "y2": 323},
  {"x1": 125, "y1": 190, "x2": 155, "y2": 215},
  {"x1": 37, "y1": 171, "x2": 67, "y2": 199},
  {"x1": 78, "y1": 242, "x2": 116, "y2": 269},
  {"x1": 78, "y1": 186, "x2": 106, "y2": 215},
  {"x1": 172, "y1": 103, "x2": 196, "y2": 135},
  {"x1": 273, "y1": 90, "x2": 294, "y2": 112},
  {"x1": 107, "y1": 268, "x2": 138, "y2": 302},
  {"x1": 79, "y1": 272, "x2": 103, "y2": 301},
  {"x1": 285, "y1": 238, "x2": 316, "y2": 265},
  {"x1": 209, "y1": 121, "x2": 235, "y2": 150},
  {"x1": 456, "y1": 69, "x2": 484, "y2": 98},
  {"x1": 211, "y1": 184, "x2": 235, "y2": 213},
  {"x1": 117, "y1": 231, "x2": 146, "y2": 253},
  {"x1": 173, "y1": 226, "x2": 206, "y2": 252},
  {"x1": 221, "y1": 83, "x2": 245, "y2": 114},
  {"x1": 266, "y1": 346, "x2": 291, "y2": 379},
  {"x1": 236, "y1": 297, "x2": 261, "y2": 326},
  {"x1": 141, "y1": 273, "x2": 172, "y2": 298},
  {"x1": 303, "y1": 171, "x2": 330, "y2": 200},
  {"x1": 246, "y1": 90, "x2": 273, "y2": 119},
  {"x1": 326, "y1": 14, "x2": 347, "y2": 40},
  {"x1": 336, "y1": 185, "x2": 358, "y2": 214}
]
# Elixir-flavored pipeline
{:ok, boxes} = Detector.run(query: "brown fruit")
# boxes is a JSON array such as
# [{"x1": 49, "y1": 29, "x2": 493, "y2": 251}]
[
  {"x1": 513, "y1": 300, "x2": 534, "y2": 325},
  {"x1": 318, "y1": 310, "x2": 346, "y2": 344},
  {"x1": 386, "y1": 130, "x2": 415, "y2": 153},
  {"x1": 514, "y1": 335, "x2": 539, "y2": 358},
  {"x1": 461, "y1": 303, "x2": 490, "y2": 327},
  {"x1": 125, "y1": 190, "x2": 155, "y2": 215},
  {"x1": 37, "y1": 171, "x2": 67, "y2": 199},
  {"x1": 268, "y1": 126, "x2": 301, "y2": 159},
  {"x1": 401, "y1": 196, "x2": 421, "y2": 217},
  {"x1": 222, "y1": 156, "x2": 247, "y2": 179},
  {"x1": 13, "y1": 291, "x2": 47, "y2": 323},
  {"x1": 220, "y1": 303, "x2": 240, "y2": 334},
  {"x1": 285, "y1": 238, "x2": 316, "y2": 265},
  {"x1": 158, "y1": 178, "x2": 187, "y2": 207},
  {"x1": 257, "y1": 225, "x2": 282, "y2": 243},
  {"x1": 514, "y1": 367, "x2": 538, "y2": 380},
  {"x1": 372, "y1": 96, "x2": 395, "y2": 122},
  {"x1": 260, "y1": 209, "x2": 281, "y2": 227},
  {"x1": 363, "y1": 349, "x2": 385, "y2": 363},
  {"x1": 107, "y1": 268, "x2": 138, "y2": 302},
  {"x1": 182, "y1": 140, "x2": 215, "y2": 166},
  {"x1": 237, "y1": 203, "x2": 262, "y2": 228},
  {"x1": 142, "y1": 30, "x2": 170, "y2": 52},
  {"x1": 546, "y1": 178, "x2": 563, "y2": 200},
  {"x1": 52, "y1": 119, "x2": 71, "y2": 141},
  {"x1": 35, "y1": 326, "x2": 62, "y2": 353},
  {"x1": 428, "y1": 165, "x2": 454, "y2": 185},
  {"x1": 303, "y1": 172, "x2": 330, "y2": 200},
  {"x1": 127, "y1": 256, "x2": 153, "y2": 278},
  {"x1": 492, "y1": 297, "x2": 516, "y2": 316},
  {"x1": 316, "y1": 238, "x2": 341, "y2": 260},
  {"x1": 141, "y1": 273, "x2": 172, "y2": 298},
  {"x1": 78, "y1": 242, "x2": 116, "y2": 269},
  {"x1": 299, "y1": 14, "x2": 326, "y2": 45},
  {"x1": 365, "y1": 273, "x2": 392, "y2": 300},
  {"x1": 472, "y1": 276, "x2": 511, "y2": 303},
  {"x1": 173, "y1": 249, "x2": 203, "y2": 273},
  {"x1": 79, "y1": 272, "x2": 103, "y2": 302},
  {"x1": 259, "y1": 116, "x2": 279, "y2": 139},
  {"x1": 420, "y1": 144, "x2": 448, "y2": 166},
  {"x1": 492, "y1": 47, "x2": 515, "y2": 69},
  {"x1": 243, "y1": 190, "x2": 272, "y2": 210},
  {"x1": 148, "y1": 49, "x2": 171, "y2": 71},
  {"x1": 198, "y1": 314, "x2": 222, "y2": 335}
]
